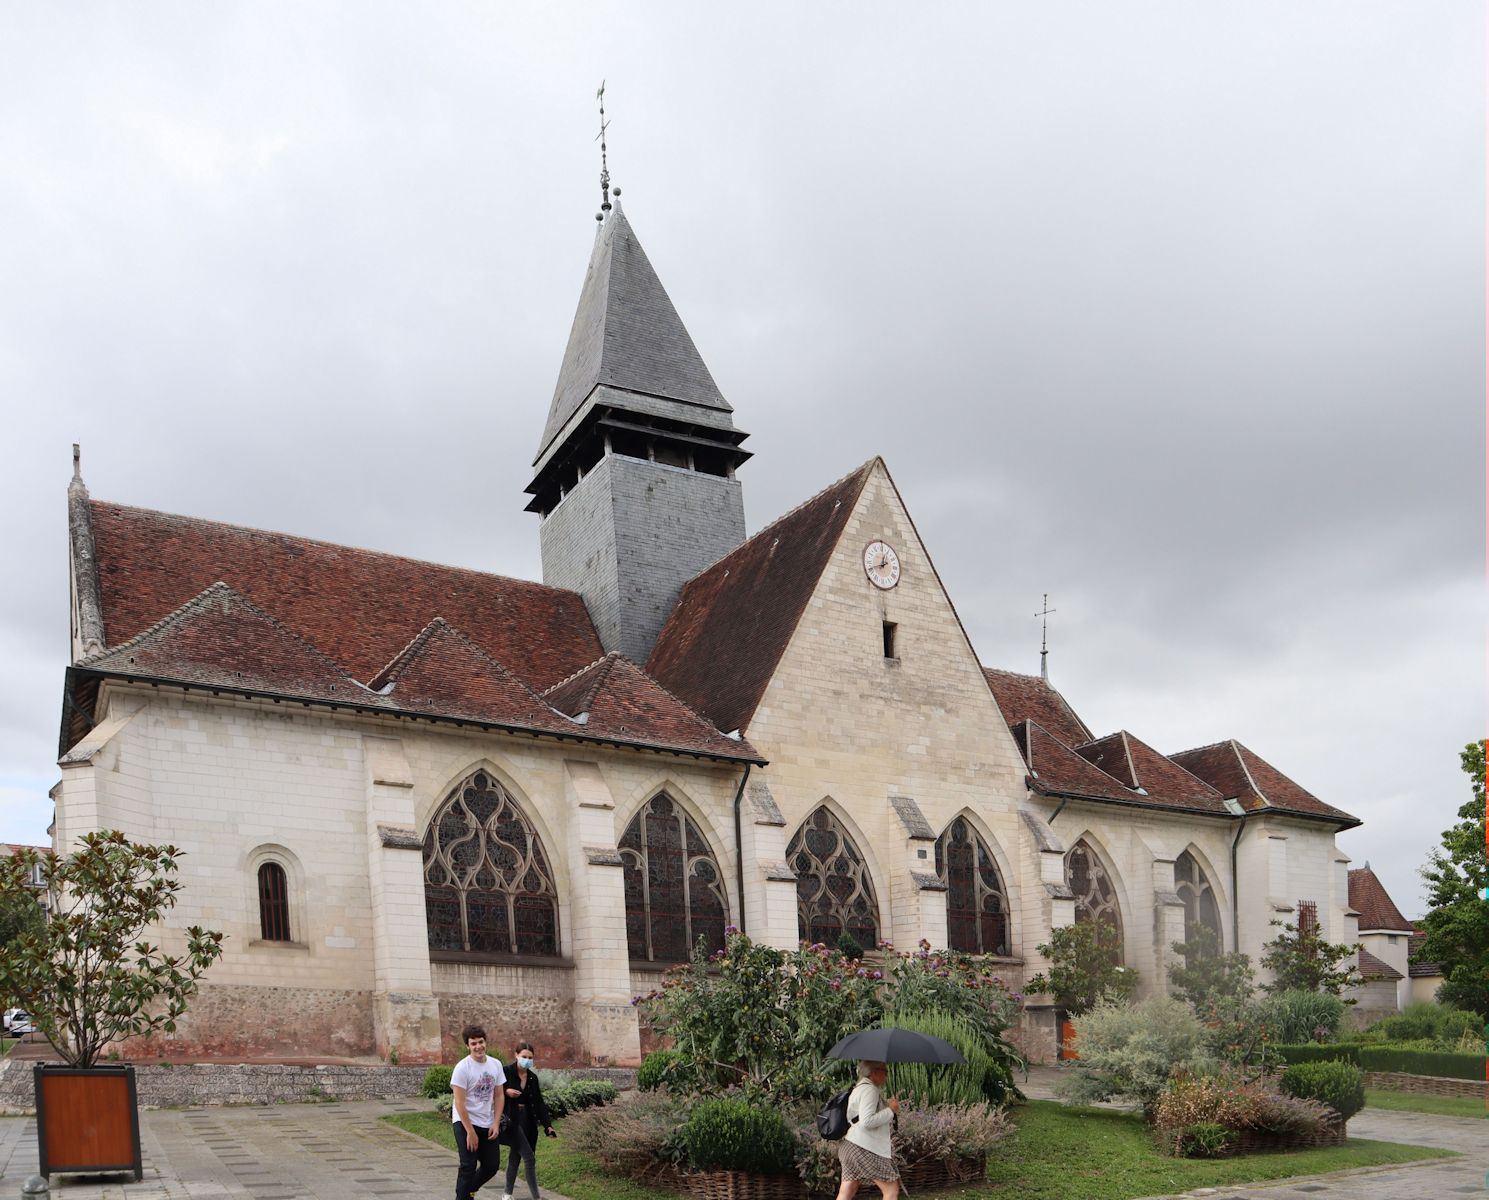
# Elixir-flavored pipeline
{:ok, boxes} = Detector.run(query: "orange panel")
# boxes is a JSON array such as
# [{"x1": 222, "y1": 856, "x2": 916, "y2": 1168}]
[{"x1": 39, "y1": 1071, "x2": 136, "y2": 1168}]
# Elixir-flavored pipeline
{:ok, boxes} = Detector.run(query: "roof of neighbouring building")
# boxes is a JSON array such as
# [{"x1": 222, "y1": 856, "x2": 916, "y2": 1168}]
[
  {"x1": 1169, "y1": 739, "x2": 1359, "y2": 827},
  {"x1": 1407, "y1": 930, "x2": 1442, "y2": 977},
  {"x1": 984, "y1": 669, "x2": 1093, "y2": 747},
  {"x1": 647, "y1": 460, "x2": 874, "y2": 734},
  {"x1": 1347, "y1": 866, "x2": 1414, "y2": 932},
  {"x1": 1357, "y1": 947, "x2": 1403, "y2": 981}
]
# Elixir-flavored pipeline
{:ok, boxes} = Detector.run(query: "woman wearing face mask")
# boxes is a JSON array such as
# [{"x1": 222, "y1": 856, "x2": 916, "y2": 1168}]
[{"x1": 498, "y1": 1041, "x2": 554, "y2": 1200}]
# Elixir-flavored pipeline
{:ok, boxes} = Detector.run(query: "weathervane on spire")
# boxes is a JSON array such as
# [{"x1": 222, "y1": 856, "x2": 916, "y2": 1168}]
[
  {"x1": 595, "y1": 80, "x2": 616, "y2": 221},
  {"x1": 1036, "y1": 593, "x2": 1057, "y2": 681}
]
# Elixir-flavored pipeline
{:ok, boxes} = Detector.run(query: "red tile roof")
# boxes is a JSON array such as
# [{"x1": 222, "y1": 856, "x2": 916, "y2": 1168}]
[
  {"x1": 544, "y1": 653, "x2": 761, "y2": 761},
  {"x1": 1074, "y1": 731, "x2": 1230, "y2": 815},
  {"x1": 89, "y1": 501, "x2": 603, "y2": 690},
  {"x1": 647, "y1": 461, "x2": 874, "y2": 733},
  {"x1": 1348, "y1": 866, "x2": 1413, "y2": 932},
  {"x1": 1407, "y1": 931, "x2": 1441, "y2": 977},
  {"x1": 984, "y1": 669, "x2": 1093, "y2": 747},
  {"x1": 83, "y1": 583, "x2": 367, "y2": 703},
  {"x1": 74, "y1": 570, "x2": 758, "y2": 764},
  {"x1": 1170, "y1": 740, "x2": 1358, "y2": 826},
  {"x1": 1012, "y1": 720, "x2": 1139, "y2": 803},
  {"x1": 369, "y1": 619, "x2": 575, "y2": 734},
  {"x1": 1357, "y1": 947, "x2": 1403, "y2": 981}
]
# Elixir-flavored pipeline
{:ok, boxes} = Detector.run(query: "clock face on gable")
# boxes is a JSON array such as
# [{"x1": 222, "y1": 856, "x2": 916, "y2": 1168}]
[{"x1": 863, "y1": 540, "x2": 901, "y2": 589}]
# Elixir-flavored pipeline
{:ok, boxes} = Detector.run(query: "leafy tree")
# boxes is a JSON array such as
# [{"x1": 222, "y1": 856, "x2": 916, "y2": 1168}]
[
  {"x1": 1169, "y1": 927, "x2": 1255, "y2": 1015},
  {"x1": 1260, "y1": 917, "x2": 1358, "y2": 997},
  {"x1": 0, "y1": 831, "x2": 225, "y2": 1067},
  {"x1": 0, "y1": 889, "x2": 44, "y2": 950},
  {"x1": 1417, "y1": 740, "x2": 1489, "y2": 1018},
  {"x1": 1026, "y1": 921, "x2": 1137, "y2": 1015}
]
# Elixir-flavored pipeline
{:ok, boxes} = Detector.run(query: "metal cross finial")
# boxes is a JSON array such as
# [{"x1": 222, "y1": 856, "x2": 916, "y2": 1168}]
[
  {"x1": 1036, "y1": 593, "x2": 1057, "y2": 681},
  {"x1": 595, "y1": 80, "x2": 612, "y2": 219}
]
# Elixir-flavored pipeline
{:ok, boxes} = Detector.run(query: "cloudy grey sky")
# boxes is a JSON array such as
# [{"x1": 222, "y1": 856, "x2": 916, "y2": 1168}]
[{"x1": 1, "y1": 3, "x2": 1482, "y2": 918}]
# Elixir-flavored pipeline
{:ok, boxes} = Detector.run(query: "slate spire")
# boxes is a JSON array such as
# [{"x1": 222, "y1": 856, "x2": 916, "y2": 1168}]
[{"x1": 532, "y1": 203, "x2": 736, "y2": 474}]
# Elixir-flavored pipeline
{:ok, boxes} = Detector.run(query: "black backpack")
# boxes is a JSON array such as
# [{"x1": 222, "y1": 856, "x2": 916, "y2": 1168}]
[{"x1": 816, "y1": 1087, "x2": 857, "y2": 1140}]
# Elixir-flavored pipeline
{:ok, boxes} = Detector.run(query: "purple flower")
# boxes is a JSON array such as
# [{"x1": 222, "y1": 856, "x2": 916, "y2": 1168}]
[{"x1": 871, "y1": 970, "x2": 882, "y2": 980}]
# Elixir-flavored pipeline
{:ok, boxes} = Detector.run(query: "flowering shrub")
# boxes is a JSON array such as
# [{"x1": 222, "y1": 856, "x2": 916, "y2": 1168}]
[
  {"x1": 1025, "y1": 921, "x2": 1137, "y2": 1015},
  {"x1": 1152, "y1": 1068, "x2": 1337, "y2": 1156},
  {"x1": 637, "y1": 931, "x2": 1025, "y2": 1105},
  {"x1": 637, "y1": 931, "x2": 882, "y2": 1102},
  {"x1": 1058, "y1": 997, "x2": 1209, "y2": 1114}
]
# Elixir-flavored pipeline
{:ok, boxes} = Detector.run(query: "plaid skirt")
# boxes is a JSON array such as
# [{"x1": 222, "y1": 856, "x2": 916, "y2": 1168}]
[{"x1": 837, "y1": 1138, "x2": 898, "y2": 1182}]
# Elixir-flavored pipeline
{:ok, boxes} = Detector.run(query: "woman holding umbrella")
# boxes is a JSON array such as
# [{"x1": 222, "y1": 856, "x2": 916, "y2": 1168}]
[
  {"x1": 835, "y1": 1060, "x2": 900, "y2": 1200},
  {"x1": 828, "y1": 1025, "x2": 964, "y2": 1200}
]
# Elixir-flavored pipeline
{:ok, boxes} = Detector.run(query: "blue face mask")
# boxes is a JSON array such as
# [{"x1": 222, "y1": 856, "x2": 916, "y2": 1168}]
[{"x1": 517, "y1": 1056, "x2": 534, "y2": 1069}]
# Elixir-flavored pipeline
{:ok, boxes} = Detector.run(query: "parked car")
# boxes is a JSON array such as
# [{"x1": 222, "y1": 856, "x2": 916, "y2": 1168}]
[{"x1": 3, "y1": 1008, "x2": 34, "y2": 1035}]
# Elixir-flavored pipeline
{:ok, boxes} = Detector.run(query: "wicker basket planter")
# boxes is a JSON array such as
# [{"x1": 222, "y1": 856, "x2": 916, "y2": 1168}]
[
  {"x1": 1230, "y1": 1117, "x2": 1346, "y2": 1156},
  {"x1": 898, "y1": 1152, "x2": 987, "y2": 1190},
  {"x1": 684, "y1": 1169, "x2": 806, "y2": 1200}
]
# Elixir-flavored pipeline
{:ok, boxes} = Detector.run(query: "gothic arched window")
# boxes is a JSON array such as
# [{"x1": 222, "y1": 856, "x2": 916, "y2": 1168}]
[
  {"x1": 936, "y1": 817, "x2": 1009, "y2": 956},
  {"x1": 787, "y1": 806, "x2": 879, "y2": 949},
  {"x1": 422, "y1": 770, "x2": 560, "y2": 957},
  {"x1": 1066, "y1": 839, "x2": 1123, "y2": 958},
  {"x1": 1175, "y1": 850, "x2": 1222, "y2": 947},
  {"x1": 619, "y1": 793, "x2": 729, "y2": 963},
  {"x1": 257, "y1": 861, "x2": 291, "y2": 942}
]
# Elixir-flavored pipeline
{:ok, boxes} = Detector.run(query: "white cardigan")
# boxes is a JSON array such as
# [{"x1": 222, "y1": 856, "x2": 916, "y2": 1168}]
[{"x1": 843, "y1": 1079, "x2": 895, "y2": 1158}]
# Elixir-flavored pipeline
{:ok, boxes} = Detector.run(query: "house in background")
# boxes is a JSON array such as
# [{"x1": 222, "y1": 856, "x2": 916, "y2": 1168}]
[{"x1": 1347, "y1": 864, "x2": 1414, "y2": 1013}]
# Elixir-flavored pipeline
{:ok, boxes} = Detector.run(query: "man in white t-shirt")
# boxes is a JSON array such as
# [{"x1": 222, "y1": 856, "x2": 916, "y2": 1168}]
[{"x1": 451, "y1": 1024, "x2": 507, "y2": 1200}]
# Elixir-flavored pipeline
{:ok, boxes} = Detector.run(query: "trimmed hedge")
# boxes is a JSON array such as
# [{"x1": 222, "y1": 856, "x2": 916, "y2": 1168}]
[
  {"x1": 1360, "y1": 1047, "x2": 1484, "y2": 1081},
  {"x1": 1274, "y1": 1042, "x2": 1483, "y2": 1081},
  {"x1": 1280, "y1": 1060, "x2": 1366, "y2": 1121},
  {"x1": 421, "y1": 1065, "x2": 454, "y2": 1097}
]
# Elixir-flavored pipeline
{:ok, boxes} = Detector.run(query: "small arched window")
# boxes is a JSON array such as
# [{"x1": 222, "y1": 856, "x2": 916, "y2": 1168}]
[
  {"x1": 619, "y1": 793, "x2": 729, "y2": 963},
  {"x1": 936, "y1": 817, "x2": 1009, "y2": 956},
  {"x1": 787, "y1": 806, "x2": 879, "y2": 949},
  {"x1": 1175, "y1": 850, "x2": 1222, "y2": 948},
  {"x1": 1066, "y1": 839, "x2": 1123, "y2": 960},
  {"x1": 422, "y1": 770, "x2": 560, "y2": 957},
  {"x1": 257, "y1": 861, "x2": 291, "y2": 942}
]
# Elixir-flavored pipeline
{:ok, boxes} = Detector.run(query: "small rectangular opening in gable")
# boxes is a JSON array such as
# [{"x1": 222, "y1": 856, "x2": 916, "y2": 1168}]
[{"x1": 883, "y1": 621, "x2": 898, "y2": 659}]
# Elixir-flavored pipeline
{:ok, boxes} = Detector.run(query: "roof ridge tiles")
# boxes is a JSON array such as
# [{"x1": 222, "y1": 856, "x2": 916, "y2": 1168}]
[{"x1": 90, "y1": 500, "x2": 585, "y2": 601}]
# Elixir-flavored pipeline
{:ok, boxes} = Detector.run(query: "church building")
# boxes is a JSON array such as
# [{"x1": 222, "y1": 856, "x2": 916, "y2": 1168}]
[{"x1": 54, "y1": 199, "x2": 1366, "y2": 1065}]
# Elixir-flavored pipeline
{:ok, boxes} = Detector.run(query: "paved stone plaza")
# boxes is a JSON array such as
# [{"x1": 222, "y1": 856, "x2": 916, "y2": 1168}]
[{"x1": 0, "y1": 1093, "x2": 1481, "y2": 1200}]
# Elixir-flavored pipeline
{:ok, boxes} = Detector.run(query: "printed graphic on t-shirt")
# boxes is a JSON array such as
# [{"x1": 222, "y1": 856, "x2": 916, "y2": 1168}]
[{"x1": 467, "y1": 1071, "x2": 497, "y2": 1106}]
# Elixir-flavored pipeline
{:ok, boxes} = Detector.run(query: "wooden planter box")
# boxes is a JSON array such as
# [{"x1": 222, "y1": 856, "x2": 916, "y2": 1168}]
[
  {"x1": 34, "y1": 1064, "x2": 143, "y2": 1181},
  {"x1": 1231, "y1": 1118, "x2": 1345, "y2": 1155}
]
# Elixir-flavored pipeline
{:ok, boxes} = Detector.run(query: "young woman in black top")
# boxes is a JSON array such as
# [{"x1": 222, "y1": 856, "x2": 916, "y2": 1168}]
[{"x1": 499, "y1": 1041, "x2": 554, "y2": 1200}]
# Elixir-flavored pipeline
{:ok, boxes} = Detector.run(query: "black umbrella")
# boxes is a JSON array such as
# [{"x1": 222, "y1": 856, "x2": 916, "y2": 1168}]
[{"x1": 826, "y1": 1027, "x2": 965, "y2": 1064}]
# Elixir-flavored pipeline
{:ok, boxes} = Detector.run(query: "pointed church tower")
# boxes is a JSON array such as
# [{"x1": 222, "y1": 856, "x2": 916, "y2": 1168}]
[{"x1": 526, "y1": 204, "x2": 751, "y2": 662}]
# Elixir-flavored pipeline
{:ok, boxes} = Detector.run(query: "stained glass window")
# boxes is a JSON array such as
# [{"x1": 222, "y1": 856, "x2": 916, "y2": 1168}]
[
  {"x1": 1175, "y1": 850, "x2": 1222, "y2": 946},
  {"x1": 619, "y1": 793, "x2": 729, "y2": 962},
  {"x1": 936, "y1": 817, "x2": 1009, "y2": 955},
  {"x1": 422, "y1": 770, "x2": 559, "y2": 957},
  {"x1": 1066, "y1": 839, "x2": 1123, "y2": 959},
  {"x1": 787, "y1": 806, "x2": 879, "y2": 949}
]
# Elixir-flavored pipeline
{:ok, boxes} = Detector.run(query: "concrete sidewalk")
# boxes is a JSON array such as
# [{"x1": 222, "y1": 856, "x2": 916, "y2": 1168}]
[{"x1": 0, "y1": 1100, "x2": 576, "y2": 1200}]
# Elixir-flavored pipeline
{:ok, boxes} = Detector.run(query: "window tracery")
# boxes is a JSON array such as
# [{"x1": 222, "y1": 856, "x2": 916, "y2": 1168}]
[
  {"x1": 936, "y1": 817, "x2": 1009, "y2": 956},
  {"x1": 422, "y1": 770, "x2": 560, "y2": 957},
  {"x1": 787, "y1": 806, "x2": 879, "y2": 948},
  {"x1": 618, "y1": 792, "x2": 729, "y2": 962},
  {"x1": 1066, "y1": 838, "x2": 1123, "y2": 953},
  {"x1": 1175, "y1": 850, "x2": 1222, "y2": 945}
]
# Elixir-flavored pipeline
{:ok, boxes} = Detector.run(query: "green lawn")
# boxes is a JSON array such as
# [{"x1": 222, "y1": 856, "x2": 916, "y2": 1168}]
[
  {"x1": 386, "y1": 1100, "x2": 1451, "y2": 1200},
  {"x1": 1366, "y1": 1087, "x2": 1488, "y2": 1120},
  {"x1": 0, "y1": 1039, "x2": 14, "y2": 1055}
]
